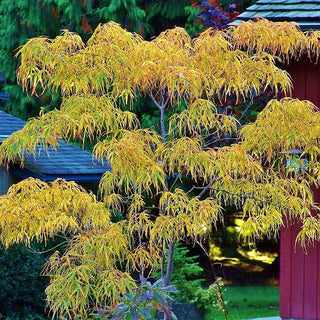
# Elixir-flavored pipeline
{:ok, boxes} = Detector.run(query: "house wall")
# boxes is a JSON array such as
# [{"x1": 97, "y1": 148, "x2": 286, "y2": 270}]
[
  {"x1": 284, "y1": 56, "x2": 320, "y2": 107},
  {"x1": 280, "y1": 58, "x2": 320, "y2": 320},
  {"x1": 280, "y1": 221, "x2": 320, "y2": 319},
  {"x1": 0, "y1": 168, "x2": 17, "y2": 195}
]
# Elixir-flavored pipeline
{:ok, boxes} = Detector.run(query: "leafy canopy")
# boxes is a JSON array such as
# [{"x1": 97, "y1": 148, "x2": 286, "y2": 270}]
[{"x1": 1, "y1": 19, "x2": 320, "y2": 318}]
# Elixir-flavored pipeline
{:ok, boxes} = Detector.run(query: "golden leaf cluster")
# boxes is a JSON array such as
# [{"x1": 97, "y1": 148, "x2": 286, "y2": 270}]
[
  {"x1": 241, "y1": 98, "x2": 320, "y2": 167},
  {"x1": 0, "y1": 178, "x2": 111, "y2": 248},
  {"x1": 228, "y1": 18, "x2": 320, "y2": 63},
  {"x1": 16, "y1": 21, "x2": 291, "y2": 102}
]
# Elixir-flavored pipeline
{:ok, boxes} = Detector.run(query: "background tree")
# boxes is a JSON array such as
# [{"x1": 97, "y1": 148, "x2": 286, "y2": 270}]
[
  {"x1": 0, "y1": 0, "x2": 252, "y2": 120},
  {"x1": 1, "y1": 19, "x2": 319, "y2": 319},
  {"x1": 0, "y1": 0, "x2": 199, "y2": 120}
]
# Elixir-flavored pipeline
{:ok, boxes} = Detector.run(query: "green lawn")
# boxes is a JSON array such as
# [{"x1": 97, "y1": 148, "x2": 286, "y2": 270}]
[{"x1": 205, "y1": 286, "x2": 279, "y2": 320}]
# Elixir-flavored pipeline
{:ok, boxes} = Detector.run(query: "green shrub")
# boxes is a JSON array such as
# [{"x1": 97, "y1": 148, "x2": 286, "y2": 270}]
[
  {"x1": 154, "y1": 242, "x2": 205, "y2": 303},
  {"x1": 1, "y1": 315, "x2": 48, "y2": 320},
  {"x1": 0, "y1": 243, "x2": 49, "y2": 318},
  {"x1": 192, "y1": 281, "x2": 225, "y2": 314}
]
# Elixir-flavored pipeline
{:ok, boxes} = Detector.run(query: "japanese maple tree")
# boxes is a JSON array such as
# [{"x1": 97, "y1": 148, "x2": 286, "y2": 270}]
[{"x1": 0, "y1": 19, "x2": 320, "y2": 318}]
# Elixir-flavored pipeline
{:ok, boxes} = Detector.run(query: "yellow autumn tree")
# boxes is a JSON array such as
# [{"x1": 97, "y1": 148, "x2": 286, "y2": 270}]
[{"x1": 1, "y1": 19, "x2": 320, "y2": 318}]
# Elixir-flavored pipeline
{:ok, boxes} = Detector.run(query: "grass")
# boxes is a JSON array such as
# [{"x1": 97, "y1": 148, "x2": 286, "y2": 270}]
[{"x1": 205, "y1": 285, "x2": 279, "y2": 320}]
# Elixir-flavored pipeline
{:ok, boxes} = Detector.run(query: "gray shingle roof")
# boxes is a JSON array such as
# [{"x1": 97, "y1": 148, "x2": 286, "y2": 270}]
[
  {"x1": 0, "y1": 110, "x2": 110, "y2": 182},
  {"x1": 231, "y1": 0, "x2": 320, "y2": 30},
  {"x1": 0, "y1": 111, "x2": 26, "y2": 142}
]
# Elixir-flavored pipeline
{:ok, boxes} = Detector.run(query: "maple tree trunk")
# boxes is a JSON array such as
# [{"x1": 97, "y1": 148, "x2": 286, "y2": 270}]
[
  {"x1": 165, "y1": 240, "x2": 174, "y2": 286},
  {"x1": 159, "y1": 105, "x2": 166, "y2": 143},
  {"x1": 164, "y1": 241, "x2": 174, "y2": 320},
  {"x1": 154, "y1": 92, "x2": 175, "y2": 287}
]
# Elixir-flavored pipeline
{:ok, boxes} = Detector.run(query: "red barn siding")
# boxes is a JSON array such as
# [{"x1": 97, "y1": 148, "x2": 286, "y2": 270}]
[
  {"x1": 279, "y1": 223, "x2": 292, "y2": 318},
  {"x1": 280, "y1": 58, "x2": 320, "y2": 319},
  {"x1": 285, "y1": 57, "x2": 320, "y2": 106},
  {"x1": 280, "y1": 224, "x2": 320, "y2": 319}
]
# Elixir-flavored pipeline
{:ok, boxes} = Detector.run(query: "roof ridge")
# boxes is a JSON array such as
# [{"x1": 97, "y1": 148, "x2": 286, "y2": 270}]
[{"x1": 232, "y1": 0, "x2": 320, "y2": 30}]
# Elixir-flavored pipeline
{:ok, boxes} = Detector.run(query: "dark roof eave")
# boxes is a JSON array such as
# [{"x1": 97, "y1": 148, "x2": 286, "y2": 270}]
[
  {"x1": 229, "y1": 19, "x2": 320, "y2": 30},
  {"x1": 10, "y1": 165, "x2": 104, "y2": 183}
]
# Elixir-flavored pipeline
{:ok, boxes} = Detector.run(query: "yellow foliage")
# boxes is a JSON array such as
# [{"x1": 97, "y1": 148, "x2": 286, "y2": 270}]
[
  {"x1": 126, "y1": 243, "x2": 161, "y2": 275},
  {"x1": 152, "y1": 189, "x2": 222, "y2": 244},
  {"x1": 157, "y1": 137, "x2": 210, "y2": 181},
  {"x1": 228, "y1": 19, "x2": 305, "y2": 61},
  {"x1": 208, "y1": 144, "x2": 264, "y2": 181},
  {"x1": 39, "y1": 216, "x2": 138, "y2": 318},
  {"x1": 241, "y1": 98, "x2": 320, "y2": 163},
  {"x1": 160, "y1": 189, "x2": 190, "y2": 217},
  {"x1": 95, "y1": 129, "x2": 166, "y2": 194},
  {"x1": 212, "y1": 176, "x2": 315, "y2": 242},
  {"x1": 296, "y1": 215, "x2": 320, "y2": 248},
  {"x1": 0, "y1": 178, "x2": 111, "y2": 248},
  {"x1": 168, "y1": 99, "x2": 238, "y2": 137},
  {"x1": 15, "y1": 21, "x2": 292, "y2": 103},
  {"x1": 227, "y1": 18, "x2": 320, "y2": 64}
]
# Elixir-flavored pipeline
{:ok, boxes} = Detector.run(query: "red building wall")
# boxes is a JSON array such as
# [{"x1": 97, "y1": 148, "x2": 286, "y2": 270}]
[
  {"x1": 280, "y1": 58, "x2": 320, "y2": 319},
  {"x1": 280, "y1": 217, "x2": 320, "y2": 319},
  {"x1": 285, "y1": 56, "x2": 320, "y2": 106}
]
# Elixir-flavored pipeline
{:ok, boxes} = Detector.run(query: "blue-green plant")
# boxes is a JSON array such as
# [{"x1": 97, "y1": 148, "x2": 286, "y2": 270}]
[{"x1": 92, "y1": 278, "x2": 177, "y2": 320}]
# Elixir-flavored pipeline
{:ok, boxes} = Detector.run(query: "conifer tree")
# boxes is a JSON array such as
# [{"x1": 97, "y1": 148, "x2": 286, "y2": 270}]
[
  {"x1": 0, "y1": 0, "x2": 198, "y2": 120},
  {"x1": 1, "y1": 19, "x2": 320, "y2": 318}
]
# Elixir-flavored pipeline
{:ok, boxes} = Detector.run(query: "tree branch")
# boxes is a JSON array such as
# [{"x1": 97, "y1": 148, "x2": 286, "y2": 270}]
[
  {"x1": 149, "y1": 92, "x2": 167, "y2": 143},
  {"x1": 237, "y1": 102, "x2": 252, "y2": 125},
  {"x1": 27, "y1": 240, "x2": 69, "y2": 254},
  {"x1": 195, "y1": 239, "x2": 228, "y2": 320},
  {"x1": 204, "y1": 137, "x2": 238, "y2": 148},
  {"x1": 198, "y1": 177, "x2": 222, "y2": 198},
  {"x1": 169, "y1": 174, "x2": 180, "y2": 192}
]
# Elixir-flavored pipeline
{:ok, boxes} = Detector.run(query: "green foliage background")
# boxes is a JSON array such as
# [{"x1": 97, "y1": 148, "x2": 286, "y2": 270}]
[
  {"x1": 153, "y1": 242, "x2": 205, "y2": 302},
  {"x1": 0, "y1": 0, "x2": 203, "y2": 119},
  {"x1": 0, "y1": 244, "x2": 49, "y2": 318}
]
